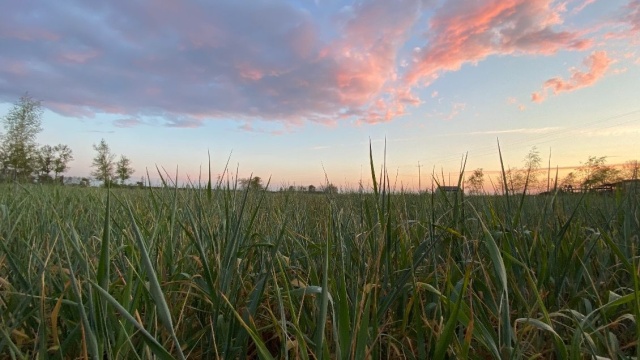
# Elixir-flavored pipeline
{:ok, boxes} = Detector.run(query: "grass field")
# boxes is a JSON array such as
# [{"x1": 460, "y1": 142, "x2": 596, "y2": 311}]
[{"x1": 1, "y1": 161, "x2": 639, "y2": 359}]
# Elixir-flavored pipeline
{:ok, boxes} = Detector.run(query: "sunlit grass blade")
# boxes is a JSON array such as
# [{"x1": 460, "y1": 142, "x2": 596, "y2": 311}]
[
  {"x1": 471, "y1": 203, "x2": 513, "y2": 356},
  {"x1": 497, "y1": 139, "x2": 511, "y2": 213},
  {"x1": 369, "y1": 139, "x2": 379, "y2": 199}
]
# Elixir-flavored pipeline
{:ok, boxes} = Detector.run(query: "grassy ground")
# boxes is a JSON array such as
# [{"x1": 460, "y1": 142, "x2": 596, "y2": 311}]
[{"x1": 0, "y1": 171, "x2": 639, "y2": 359}]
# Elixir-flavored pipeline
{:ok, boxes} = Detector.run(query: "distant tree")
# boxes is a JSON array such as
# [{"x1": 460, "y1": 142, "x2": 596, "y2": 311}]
[
  {"x1": 523, "y1": 146, "x2": 542, "y2": 172},
  {"x1": 52, "y1": 144, "x2": 73, "y2": 179},
  {"x1": 322, "y1": 183, "x2": 338, "y2": 194},
  {"x1": 91, "y1": 138, "x2": 116, "y2": 185},
  {"x1": 523, "y1": 146, "x2": 542, "y2": 192},
  {"x1": 504, "y1": 147, "x2": 543, "y2": 194},
  {"x1": 308, "y1": 184, "x2": 316, "y2": 193},
  {"x1": 622, "y1": 160, "x2": 639, "y2": 180},
  {"x1": 466, "y1": 168, "x2": 484, "y2": 195},
  {"x1": 577, "y1": 156, "x2": 620, "y2": 189},
  {"x1": 36, "y1": 144, "x2": 55, "y2": 181},
  {"x1": 32, "y1": 143, "x2": 73, "y2": 183},
  {"x1": 506, "y1": 168, "x2": 526, "y2": 195},
  {"x1": 115, "y1": 155, "x2": 135, "y2": 185},
  {"x1": 560, "y1": 172, "x2": 578, "y2": 191},
  {"x1": 240, "y1": 176, "x2": 263, "y2": 190},
  {"x1": 0, "y1": 94, "x2": 43, "y2": 180}
]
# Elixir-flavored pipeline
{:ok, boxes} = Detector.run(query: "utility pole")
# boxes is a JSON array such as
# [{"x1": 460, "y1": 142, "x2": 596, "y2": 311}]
[{"x1": 417, "y1": 161, "x2": 422, "y2": 193}]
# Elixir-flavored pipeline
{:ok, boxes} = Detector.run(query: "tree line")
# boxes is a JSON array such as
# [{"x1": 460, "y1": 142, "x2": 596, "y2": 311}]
[
  {"x1": 466, "y1": 146, "x2": 639, "y2": 195},
  {"x1": 239, "y1": 176, "x2": 339, "y2": 194},
  {"x1": 90, "y1": 138, "x2": 135, "y2": 186},
  {"x1": 0, "y1": 95, "x2": 73, "y2": 182},
  {"x1": 0, "y1": 94, "x2": 134, "y2": 186}
]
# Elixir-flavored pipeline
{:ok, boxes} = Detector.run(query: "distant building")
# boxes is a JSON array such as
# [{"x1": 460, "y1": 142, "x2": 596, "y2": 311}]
[
  {"x1": 610, "y1": 179, "x2": 640, "y2": 192},
  {"x1": 589, "y1": 179, "x2": 639, "y2": 194},
  {"x1": 63, "y1": 176, "x2": 91, "y2": 187},
  {"x1": 617, "y1": 179, "x2": 639, "y2": 188},
  {"x1": 591, "y1": 183, "x2": 615, "y2": 193}
]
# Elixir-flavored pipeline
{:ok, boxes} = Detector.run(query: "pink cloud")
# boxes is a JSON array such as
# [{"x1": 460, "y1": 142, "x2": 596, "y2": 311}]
[
  {"x1": 623, "y1": 0, "x2": 640, "y2": 34},
  {"x1": 138, "y1": 0, "x2": 424, "y2": 127},
  {"x1": 164, "y1": 116, "x2": 203, "y2": 128},
  {"x1": 446, "y1": 102, "x2": 466, "y2": 120},
  {"x1": 531, "y1": 92, "x2": 545, "y2": 103},
  {"x1": 392, "y1": 86, "x2": 421, "y2": 106},
  {"x1": 603, "y1": 0, "x2": 640, "y2": 39},
  {"x1": 47, "y1": 100, "x2": 130, "y2": 118},
  {"x1": 236, "y1": 63, "x2": 265, "y2": 81},
  {"x1": 571, "y1": 0, "x2": 596, "y2": 14},
  {"x1": 423, "y1": 101, "x2": 467, "y2": 121},
  {"x1": 531, "y1": 50, "x2": 613, "y2": 102},
  {"x1": 326, "y1": 0, "x2": 423, "y2": 123},
  {"x1": 507, "y1": 96, "x2": 527, "y2": 110},
  {"x1": 56, "y1": 49, "x2": 101, "y2": 64},
  {"x1": 0, "y1": 26, "x2": 60, "y2": 41},
  {"x1": 406, "y1": 0, "x2": 591, "y2": 85},
  {"x1": 1, "y1": 60, "x2": 28, "y2": 76},
  {"x1": 47, "y1": 102, "x2": 98, "y2": 118},
  {"x1": 238, "y1": 122, "x2": 289, "y2": 135}
]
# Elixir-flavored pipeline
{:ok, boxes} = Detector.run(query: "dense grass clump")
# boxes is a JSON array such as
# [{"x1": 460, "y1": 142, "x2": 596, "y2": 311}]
[{"x1": 0, "y1": 165, "x2": 639, "y2": 359}]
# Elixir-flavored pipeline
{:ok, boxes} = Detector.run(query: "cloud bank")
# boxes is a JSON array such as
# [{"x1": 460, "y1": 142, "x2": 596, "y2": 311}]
[
  {"x1": 0, "y1": 0, "x2": 630, "y2": 128},
  {"x1": 406, "y1": 0, "x2": 591, "y2": 85}
]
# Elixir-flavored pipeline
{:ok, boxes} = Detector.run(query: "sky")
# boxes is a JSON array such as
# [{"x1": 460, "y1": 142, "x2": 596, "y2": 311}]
[{"x1": 0, "y1": 0, "x2": 639, "y2": 190}]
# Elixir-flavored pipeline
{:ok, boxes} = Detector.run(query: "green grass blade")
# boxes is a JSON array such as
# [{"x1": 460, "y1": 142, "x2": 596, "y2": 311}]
[
  {"x1": 218, "y1": 292, "x2": 275, "y2": 360},
  {"x1": 313, "y1": 216, "x2": 330, "y2": 360},
  {"x1": 89, "y1": 281, "x2": 175, "y2": 360},
  {"x1": 471, "y1": 204, "x2": 513, "y2": 356},
  {"x1": 60, "y1": 237, "x2": 99, "y2": 360},
  {"x1": 515, "y1": 318, "x2": 567, "y2": 358},
  {"x1": 433, "y1": 264, "x2": 471, "y2": 360},
  {"x1": 96, "y1": 190, "x2": 110, "y2": 289},
  {"x1": 127, "y1": 204, "x2": 186, "y2": 360}
]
